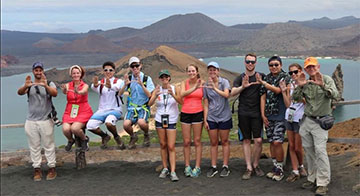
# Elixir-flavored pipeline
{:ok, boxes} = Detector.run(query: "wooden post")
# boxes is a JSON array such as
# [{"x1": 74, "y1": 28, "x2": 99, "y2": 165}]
[{"x1": 75, "y1": 136, "x2": 86, "y2": 170}]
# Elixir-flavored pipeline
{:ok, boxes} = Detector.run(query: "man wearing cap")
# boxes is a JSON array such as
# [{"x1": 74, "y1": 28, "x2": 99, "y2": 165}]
[
  {"x1": 292, "y1": 57, "x2": 338, "y2": 195},
  {"x1": 119, "y1": 57, "x2": 155, "y2": 149},
  {"x1": 231, "y1": 53, "x2": 266, "y2": 180},
  {"x1": 17, "y1": 62, "x2": 58, "y2": 181}
]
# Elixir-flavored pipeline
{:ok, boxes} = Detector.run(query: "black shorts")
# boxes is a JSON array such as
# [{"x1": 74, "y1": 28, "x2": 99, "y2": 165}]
[
  {"x1": 238, "y1": 115, "x2": 263, "y2": 140},
  {"x1": 207, "y1": 118, "x2": 233, "y2": 130},
  {"x1": 180, "y1": 111, "x2": 204, "y2": 124}
]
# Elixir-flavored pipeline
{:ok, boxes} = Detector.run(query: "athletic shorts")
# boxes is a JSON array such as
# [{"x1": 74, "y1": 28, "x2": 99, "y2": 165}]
[
  {"x1": 155, "y1": 121, "x2": 177, "y2": 130},
  {"x1": 125, "y1": 106, "x2": 150, "y2": 125},
  {"x1": 285, "y1": 121, "x2": 300, "y2": 133},
  {"x1": 180, "y1": 111, "x2": 203, "y2": 124},
  {"x1": 207, "y1": 118, "x2": 233, "y2": 130},
  {"x1": 238, "y1": 115, "x2": 263, "y2": 140},
  {"x1": 266, "y1": 120, "x2": 286, "y2": 143}
]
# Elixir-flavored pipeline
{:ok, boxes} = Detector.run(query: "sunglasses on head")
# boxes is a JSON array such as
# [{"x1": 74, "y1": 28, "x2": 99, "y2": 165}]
[
  {"x1": 104, "y1": 68, "x2": 114, "y2": 72},
  {"x1": 245, "y1": 60, "x2": 256, "y2": 64},
  {"x1": 130, "y1": 64, "x2": 140, "y2": 68},
  {"x1": 268, "y1": 63, "x2": 280, "y2": 67},
  {"x1": 289, "y1": 70, "x2": 299, "y2": 75}
]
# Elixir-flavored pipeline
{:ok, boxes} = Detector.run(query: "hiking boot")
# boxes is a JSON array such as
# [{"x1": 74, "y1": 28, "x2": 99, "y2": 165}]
[
  {"x1": 302, "y1": 181, "x2": 316, "y2": 189},
  {"x1": 65, "y1": 140, "x2": 75, "y2": 152},
  {"x1": 128, "y1": 135, "x2": 138, "y2": 149},
  {"x1": 220, "y1": 166, "x2": 230, "y2": 177},
  {"x1": 159, "y1": 168, "x2": 169, "y2": 179},
  {"x1": 286, "y1": 172, "x2": 300, "y2": 182},
  {"x1": 114, "y1": 136, "x2": 126, "y2": 150},
  {"x1": 254, "y1": 166, "x2": 265, "y2": 177},
  {"x1": 46, "y1": 167, "x2": 57, "y2": 180},
  {"x1": 191, "y1": 167, "x2": 201, "y2": 178},
  {"x1": 184, "y1": 166, "x2": 192, "y2": 177},
  {"x1": 143, "y1": 133, "x2": 150, "y2": 147},
  {"x1": 315, "y1": 186, "x2": 328, "y2": 196},
  {"x1": 33, "y1": 168, "x2": 42, "y2": 181},
  {"x1": 266, "y1": 166, "x2": 276, "y2": 179},
  {"x1": 170, "y1": 172, "x2": 179, "y2": 182},
  {"x1": 100, "y1": 135, "x2": 111, "y2": 149},
  {"x1": 299, "y1": 166, "x2": 308, "y2": 177},
  {"x1": 206, "y1": 167, "x2": 218, "y2": 178},
  {"x1": 81, "y1": 136, "x2": 89, "y2": 151},
  {"x1": 272, "y1": 167, "x2": 284, "y2": 181},
  {"x1": 242, "y1": 169, "x2": 252, "y2": 180}
]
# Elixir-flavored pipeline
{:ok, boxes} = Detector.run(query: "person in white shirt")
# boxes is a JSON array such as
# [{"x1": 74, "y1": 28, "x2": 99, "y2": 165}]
[{"x1": 86, "y1": 61, "x2": 125, "y2": 150}]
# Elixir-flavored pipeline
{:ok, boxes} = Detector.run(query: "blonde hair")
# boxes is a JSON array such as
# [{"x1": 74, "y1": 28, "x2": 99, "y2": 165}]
[{"x1": 69, "y1": 65, "x2": 85, "y2": 79}]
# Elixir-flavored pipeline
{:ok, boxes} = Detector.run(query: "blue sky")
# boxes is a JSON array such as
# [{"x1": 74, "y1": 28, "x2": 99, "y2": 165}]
[{"x1": 2, "y1": 0, "x2": 360, "y2": 33}]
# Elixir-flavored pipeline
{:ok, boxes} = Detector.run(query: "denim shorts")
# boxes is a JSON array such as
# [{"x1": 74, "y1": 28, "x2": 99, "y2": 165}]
[
  {"x1": 207, "y1": 118, "x2": 233, "y2": 130},
  {"x1": 155, "y1": 121, "x2": 177, "y2": 130},
  {"x1": 285, "y1": 121, "x2": 300, "y2": 133},
  {"x1": 125, "y1": 107, "x2": 150, "y2": 125}
]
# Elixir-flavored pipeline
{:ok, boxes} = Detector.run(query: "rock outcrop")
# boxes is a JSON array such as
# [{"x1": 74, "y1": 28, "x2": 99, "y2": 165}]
[{"x1": 332, "y1": 64, "x2": 344, "y2": 101}]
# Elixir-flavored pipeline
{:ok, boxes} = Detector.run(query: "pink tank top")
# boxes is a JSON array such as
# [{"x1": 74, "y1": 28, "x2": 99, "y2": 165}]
[{"x1": 181, "y1": 79, "x2": 203, "y2": 114}]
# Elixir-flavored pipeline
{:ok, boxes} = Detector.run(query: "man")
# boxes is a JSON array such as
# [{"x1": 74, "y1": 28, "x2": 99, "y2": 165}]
[
  {"x1": 87, "y1": 61, "x2": 126, "y2": 150},
  {"x1": 231, "y1": 53, "x2": 266, "y2": 180},
  {"x1": 258, "y1": 56, "x2": 291, "y2": 181},
  {"x1": 17, "y1": 62, "x2": 58, "y2": 181},
  {"x1": 119, "y1": 57, "x2": 155, "y2": 149},
  {"x1": 292, "y1": 57, "x2": 338, "y2": 195}
]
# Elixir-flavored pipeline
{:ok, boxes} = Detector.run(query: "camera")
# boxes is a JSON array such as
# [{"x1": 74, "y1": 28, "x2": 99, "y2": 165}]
[
  {"x1": 49, "y1": 108, "x2": 62, "y2": 127},
  {"x1": 287, "y1": 107, "x2": 296, "y2": 123},
  {"x1": 161, "y1": 114, "x2": 169, "y2": 128}
]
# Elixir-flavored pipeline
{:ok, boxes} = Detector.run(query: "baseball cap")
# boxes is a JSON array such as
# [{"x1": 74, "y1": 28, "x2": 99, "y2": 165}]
[
  {"x1": 207, "y1": 61, "x2": 220, "y2": 69},
  {"x1": 32, "y1": 62, "x2": 44, "y2": 70},
  {"x1": 129, "y1": 57, "x2": 140, "y2": 65},
  {"x1": 304, "y1": 57, "x2": 319, "y2": 68},
  {"x1": 159, "y1": 69, "x2": 170, "y2": 77}
]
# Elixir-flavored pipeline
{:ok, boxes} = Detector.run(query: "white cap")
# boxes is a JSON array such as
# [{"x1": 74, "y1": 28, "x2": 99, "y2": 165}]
[
  {"x1": 129, "y1": 56, "x2": 140, "y2": 65},
  {"x1": 207, "y1": 61, "x2": 220, "y2": 69}
]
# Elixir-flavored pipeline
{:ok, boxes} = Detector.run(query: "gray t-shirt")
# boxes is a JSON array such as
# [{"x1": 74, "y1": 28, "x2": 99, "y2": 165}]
[
  {"x1": 26, "y1": 82, "x2": 56, "y2": 121},
  {"x1": 203, "y1": 77, "x2": 232, "y2": 122}
]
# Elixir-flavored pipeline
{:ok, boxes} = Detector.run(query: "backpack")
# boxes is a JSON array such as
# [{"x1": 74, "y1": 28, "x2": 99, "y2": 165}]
[{"x1": 99, "y1": 78, "x2": 123, "y2": 106}]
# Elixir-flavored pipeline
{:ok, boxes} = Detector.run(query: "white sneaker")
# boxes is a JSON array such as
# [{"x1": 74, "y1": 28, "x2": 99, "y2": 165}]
[
  {"x1": 159, "y1": 168, "x2": 169, "y2": 178},
  {"x1": 170, "y1": 172, "x2": 179, "y2": 182}
]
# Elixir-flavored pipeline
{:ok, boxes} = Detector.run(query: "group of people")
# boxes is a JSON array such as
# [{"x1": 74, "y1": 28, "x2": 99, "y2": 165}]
[{"x1": 19, "y1": 54, "x2": 338, "y2": 195}]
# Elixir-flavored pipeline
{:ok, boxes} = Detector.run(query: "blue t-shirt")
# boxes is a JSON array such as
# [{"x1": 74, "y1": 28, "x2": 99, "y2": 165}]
[{"x1": 127, "y1": 72, "x2": 155, "y2": 108}]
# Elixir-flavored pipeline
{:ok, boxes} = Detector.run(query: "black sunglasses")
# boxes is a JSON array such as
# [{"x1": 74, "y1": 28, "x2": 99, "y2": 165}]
[
  {"x1": 268, "y1": 63, "x2": 280, "y2": 67},
  {"x1": 104, "y1": 69, "x2": 114, "y2": 72},
  {"x1": 159, "y1": 75, "x2": 170, "y2": 79},
  {"x1": 289, "y1": 70, "x2": 299, "y2": 75},
  {"x1": 245, "y1": 60, "x2": 256, "y2": 64},
  {"x1": 130, "y1": 64, "x2": 140, "y2": 68},
  {"x1": 35, "y1": 86, "x2": 40, "y2": 94}
]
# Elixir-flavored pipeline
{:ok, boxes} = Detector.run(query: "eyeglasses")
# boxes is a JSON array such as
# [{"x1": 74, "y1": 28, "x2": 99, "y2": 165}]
[
  {"x1": 245, "y1": 60, "x2": 256, "y2": 64},
  {"x1": 104, "y1": 69, "x2": 114, "y2": 72},
  {"x1": 130, "y1": 64, "x2": 140, "y2": 69},
  {"x1": 289, "y1": 70, "x2": 299, "y2": 75},
  {"x1": 268, "y1": 63, "x2": 280, "y2": 67}
]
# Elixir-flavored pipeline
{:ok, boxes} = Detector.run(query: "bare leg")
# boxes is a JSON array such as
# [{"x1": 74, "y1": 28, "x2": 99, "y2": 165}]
[
  {"x1": 181, "y1": 123, "x2": 192, "y2": 166},
  {"x1": 192, "y1": 123, "x2": 203, "y2": 168},
  {"x1": 208, "y1": 129, "x2": 219, "y2": 167},
  {"x1": 157, "y1": 128, "x2": 168, "y2": 169},
  {"x1": 219, "y1": 129, "x2": 230, "y2": 166},
  {"x1": 167, "y1": 129, "x2": 177, "y2": 172}
]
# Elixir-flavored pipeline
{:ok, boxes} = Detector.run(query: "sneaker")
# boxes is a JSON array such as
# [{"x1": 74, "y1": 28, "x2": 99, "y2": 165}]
[
  {"x1": 299, "y1": 166, "x2": 308, "y2": 177},
  {"x1": 206, "y1": 167, "x2": 218, "y2": 178},
  {"x1": 128, "y1": 135, "x2": 138, "y2": 149},
  {"x1": 33, "y1": 168, "x2": 42, "y2": 181},
  {"x1": 159, "y1": 168, "x2": 169, "y2": 179},
  {"x1": 100, "y1": 135, "x2": 111, "y2": 149},
  {"x1": 286, "y1": 172, "x2": 300, "y2": 182},
  {"x1": 242, "y1": 169, "x2": 252, "y2": 180},
  {"x1": 302, "y1": 181, "x2": 316, "y2": 189},
  {"x1": 46, "y1": 167, "x2": 57, "y2": 180},
  {"x1": 65, "y1": 140, "x2": 75, "y2": 152},
  {"x1": 266, "y1": 166, "x2": 276, "y2": 179},
  {"x1": 114, "y1": 136, "x2": 126, "y2": 150},
  {"x1": 184, "y1": 166, "x2": 192, "y2": 177},
  {"x1": 272, "y1": 167, "x2": 284, "y2": 181},
  {"x1": 220, "y1": 166, "x2": 230, "y2": 177},
  {"x1": 254, "y1": 166, "x2": 265, "y2": 177},
  {"x1": 143, "y1": 133, "x2": 150, "y2": 147},
  {"x1": 315, "y1": 186, "x2": 328, "y2": 196},
  {"x1": 191, "y1": 167, "x2": 201, "y2": 178},
  {"x1": 170, "y1": 172, "x2": 179, "y2": 182}
]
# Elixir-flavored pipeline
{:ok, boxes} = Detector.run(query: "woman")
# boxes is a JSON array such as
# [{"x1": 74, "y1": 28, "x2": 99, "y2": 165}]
[
  {"x1": 203, "y1": 62, "x2": 232, "y2": 178},
  {"x1": 61, "y1": 65, "x2": 93, "y2": 151},
  {"x1": 148, "y1": 69, "x2": 182, "y2": 182},
  {"x1": 180, "y1": 64, "x2": 204, "y2": 178},
  {"x1": 280, "y1": 63, "x2": 308, "y2": 182}
]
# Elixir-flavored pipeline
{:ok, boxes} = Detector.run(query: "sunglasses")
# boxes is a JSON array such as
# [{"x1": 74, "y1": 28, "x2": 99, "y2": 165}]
[
  {"x1": 268, "y1": 63, "x2": 280, "y2": 67},
  {"x1": 159, "y1": 75, "x2": 170, "y2": 79},
  {"x1": 104, "y1": 69, "x2": 114, "y2": 72},
  {"x1": 35, "y1": 86, "x2": 40, "y2": 94},
  {"x1": 289, "y1": 70, "x2": 299, "y2": 75},
  {"x1": 245, "y1": 60, "x2": 256, "y2": 64},
  {"x1": 130, "y1": 64, "x2": 140, "y2": 69}
]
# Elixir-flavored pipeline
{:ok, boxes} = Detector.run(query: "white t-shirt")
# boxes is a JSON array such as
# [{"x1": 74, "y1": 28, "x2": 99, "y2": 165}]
[
  {"x1": 91, "y1": 77, "x2": 124, "y2": 111},
  {"x1": 285, "y1": 82, "x2": 305, "y2": 122},
  {"x1": 155, "y1": 85, "x2": 179, "y2": 124}
]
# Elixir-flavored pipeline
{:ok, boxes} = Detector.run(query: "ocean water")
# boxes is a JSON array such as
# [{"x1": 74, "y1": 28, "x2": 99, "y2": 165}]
[{"x1": 1, "y1": 58, "x2": 359, "y2": 152}]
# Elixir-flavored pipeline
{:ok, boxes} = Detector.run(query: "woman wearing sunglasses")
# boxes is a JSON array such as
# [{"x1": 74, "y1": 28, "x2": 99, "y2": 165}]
[
  {"x1": 280, "y1": 63, "x2": 308, "y2": 182},
  {"x1": 61, "y1": 65, "x2": 93, "y2": 151},
  {"x1": 148, "y1": 69, "x2": 182, "y2": 182}
]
